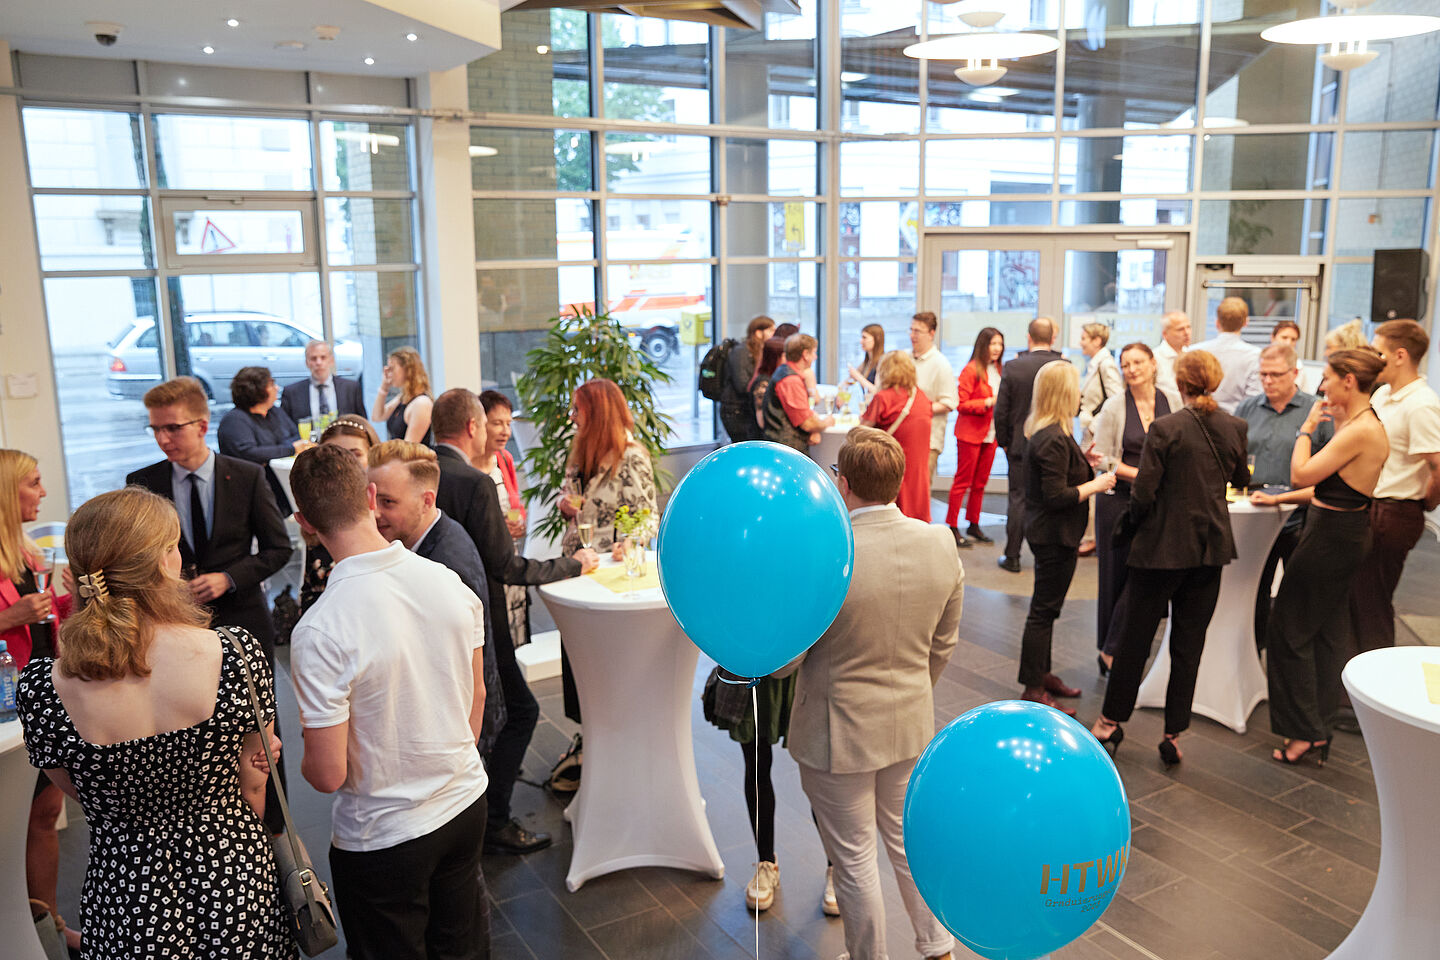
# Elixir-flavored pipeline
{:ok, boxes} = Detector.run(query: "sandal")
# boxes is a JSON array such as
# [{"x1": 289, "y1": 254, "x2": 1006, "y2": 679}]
[{"x1": 1272, "y1": 739, "x2": 1329, "y2": 767}]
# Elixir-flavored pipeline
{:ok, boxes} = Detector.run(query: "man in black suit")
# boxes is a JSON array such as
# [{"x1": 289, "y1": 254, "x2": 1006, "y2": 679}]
[
  {"x1": 368, "y1": 439, "x2": 505, "y2": 760},
  {"x1": 431, "y1": 387, "x2": 599, "y2": 855},
  {"x1": 127, "y1": 375, "x2": 293, "y2": 832},
  {"x1": 992, "y1": 317, "x2": 1063, "y2": 572},
  {"x1": 280, "y1": 339, "x2": 367, "y2": 422}
]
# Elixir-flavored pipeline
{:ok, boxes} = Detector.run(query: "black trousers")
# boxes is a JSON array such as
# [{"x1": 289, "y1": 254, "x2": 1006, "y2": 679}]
[
  {"x1": 484, "y1": 630, "x2": 540, "y2": 825},
  {"x1": 1253, "y1": 519, "x2": 1302, "y2": 653},
  {"x1": 1268, "y1": 508, "x2": 1371, "y2": 743},
  {"x1": 1346, "y1": 499, "x2": 1424, "y2": 655},
  {"x1": 1018, "y1": 542, "x2": 1077, "y2": 687},
  {"x1": 329, "y1": 794, "x2": 490, "y2": 960},
  {"x1": 1003, "y1": 454, "x2": 1027, "y2": 563},
  {"x1": 1102, "y1": 565, "x2": 1222, "y2": 735},
  {"x1": 1094, "y1": 488, "x2": 1131, "y2": 654},
  {"x1": 740, "y1": 738, "x2": 776, "y2": 864}
]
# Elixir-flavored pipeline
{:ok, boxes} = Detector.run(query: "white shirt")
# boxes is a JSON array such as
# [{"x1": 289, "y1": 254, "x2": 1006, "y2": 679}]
[
  {"x1": 1154, "y1": 339, "x2": 1182, "y2": 396},
  {"x1": 984, "y1": 366, "x2": 1001, "y2": 444},
  {"x1": 909, "y1": 346, "x2": 958, "y2": 453},
  {"x1": 308, "y1": 377, "x2": 335, "y2": 419},
  {"x1": 291, "y1": 542, "x2": 487, "y2": 852},
  {"x1": 1371, "y1": 376, "x2": 1440, "y2": 501},
  {"x1": 1190, "y1": 332, "x2": 1260, "y2": 413}
]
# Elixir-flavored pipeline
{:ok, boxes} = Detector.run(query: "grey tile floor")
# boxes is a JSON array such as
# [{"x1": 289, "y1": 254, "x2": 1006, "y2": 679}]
[{"x1": 52, "y1": 496, "x2": 1438, "y2": 960}]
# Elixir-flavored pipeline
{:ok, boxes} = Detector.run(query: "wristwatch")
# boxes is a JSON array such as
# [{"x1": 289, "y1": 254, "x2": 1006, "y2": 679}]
[{"x1": 1296, "y1": 428, "x2": 1313, "y2": 438}]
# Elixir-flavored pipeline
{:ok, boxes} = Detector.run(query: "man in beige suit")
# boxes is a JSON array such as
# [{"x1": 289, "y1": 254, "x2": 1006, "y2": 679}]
[{"x1": 788, "y1": 427, "x2": 963, "y2": 960}]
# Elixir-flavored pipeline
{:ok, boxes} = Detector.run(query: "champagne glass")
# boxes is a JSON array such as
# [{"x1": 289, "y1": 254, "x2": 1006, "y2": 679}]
[
  {"x1": 1099, "y1": 457, "x2": 1117, "y2": 495},
  {"x1": 577, "y1": 502, "x2": 595, "y2": 551},
  {"x1": 31, "y1": 549, "x2": 56, "y2": 621}
]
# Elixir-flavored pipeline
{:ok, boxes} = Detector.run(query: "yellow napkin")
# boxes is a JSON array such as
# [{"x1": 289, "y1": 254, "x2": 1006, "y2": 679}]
[
  {"x1": 1423, "y1": 662, "x2": 1440, "y2": 705},
  {"x1": 588, "y1": 563, "x2": 661, "y2": 594}
]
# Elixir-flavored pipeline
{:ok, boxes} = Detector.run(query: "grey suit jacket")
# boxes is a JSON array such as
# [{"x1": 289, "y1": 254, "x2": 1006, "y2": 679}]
[{"x1": 788, "y1": 505, "x2": 964, "y2": 774}]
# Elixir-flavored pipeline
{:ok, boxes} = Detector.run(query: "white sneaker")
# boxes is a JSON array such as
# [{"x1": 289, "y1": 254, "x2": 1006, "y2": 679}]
[
  {"x1": 822, "y1": 865, "x2": 839, "y2": 916},
  {"x1": 746, "y1": 861, "x2": 779, "y2": 911}
]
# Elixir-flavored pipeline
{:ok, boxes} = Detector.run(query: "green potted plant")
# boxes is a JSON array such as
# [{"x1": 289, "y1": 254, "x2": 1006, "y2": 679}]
[{"x1": 515, "y1": 307, "x2": 673, "y2": 541}]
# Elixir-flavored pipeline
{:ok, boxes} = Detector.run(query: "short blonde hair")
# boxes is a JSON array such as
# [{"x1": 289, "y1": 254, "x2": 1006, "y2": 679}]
[
  {"x1": 1325, "y1": 318, "x2": 1367, "y2": 354},
  {"x1": 877, "y1": 351, "x2": 917, "y2": 391},
  {"x1": 1082, "y1": 322, "x2": 1111, "y2": 347},
  {"x1": 1024, "y1": 361, "x2": 1080, "y2": 438},
  {"x1": 1216, "y1": 297, "x2": 1249, "y2": 333},
  {"x1": 143, "y1": 376, "x2": 209, "y2": 419},
  {"x1": 368, "y1": 439, "x2": 441, "y2": 491},
  {"x1": 837, "y1": 427, "x2": 905, "y2": 504}
]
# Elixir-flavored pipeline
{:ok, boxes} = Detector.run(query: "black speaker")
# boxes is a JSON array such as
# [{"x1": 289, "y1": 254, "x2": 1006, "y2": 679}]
[{"x1": 1371, "y1": 248, "x2": 1428, "y2": 323}]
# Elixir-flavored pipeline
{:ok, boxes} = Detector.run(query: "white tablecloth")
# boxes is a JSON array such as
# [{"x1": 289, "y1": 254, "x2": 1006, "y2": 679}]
[
  {"x1": 808, "y1": 418, "x2": 863, "y2": 482},
  {"x1": 268, "y1": 456, "x2": 297, "y2": 513},
  {"x1": 1330, "y1": 647, "x2": 1440, "y2": 959},
  {"x1": 2, "y1": 722, "x2": 47, "y2": 960},
  {"x1": 538, "y1": 557, "x2": 724, "y2": 892},
  {"x1": 1136, "y1": 500, "x2": 1294, "y2": 734}
]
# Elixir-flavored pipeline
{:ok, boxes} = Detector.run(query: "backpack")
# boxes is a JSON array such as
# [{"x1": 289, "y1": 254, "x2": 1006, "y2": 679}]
[{"x1": 698, "y1": 338, "x2": 738, "y2": 401}]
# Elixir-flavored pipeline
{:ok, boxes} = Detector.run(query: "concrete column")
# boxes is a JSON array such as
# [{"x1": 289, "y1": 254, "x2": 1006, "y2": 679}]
[{"x1": 0, "y1": 41, "x2": 69, "y2": 517}]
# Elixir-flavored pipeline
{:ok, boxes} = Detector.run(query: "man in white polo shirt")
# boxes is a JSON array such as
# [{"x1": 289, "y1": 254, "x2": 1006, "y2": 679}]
[
  {"x1": 1348, "y1": 319, "x2": 1440, "y2": 655},
  {"x1": 288, "y1": 443, "x2": 489, "y2": 960},
  {"x1": 907, "y1": 311, "x2": 959, "y2": 482}
]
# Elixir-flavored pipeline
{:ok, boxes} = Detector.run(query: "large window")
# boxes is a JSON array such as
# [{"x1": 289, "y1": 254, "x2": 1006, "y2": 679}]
[{"x1": 24, "y1": 99, "x2": 421, "y2": 507}]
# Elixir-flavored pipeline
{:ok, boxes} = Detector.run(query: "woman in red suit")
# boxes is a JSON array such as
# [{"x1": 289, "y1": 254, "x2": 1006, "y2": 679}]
[
  {"x1": 945, "y1": 327, "x2": 1005, "y2": 549},
  {"x1": 0, "y1": 450, "x2": 77, "y2": 953},
  {"x1": 861, "y1": 352, "x2": 933, "y2": 521}
]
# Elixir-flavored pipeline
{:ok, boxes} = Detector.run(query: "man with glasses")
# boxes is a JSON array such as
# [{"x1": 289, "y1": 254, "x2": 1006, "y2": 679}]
[
  {"x1": 1235, "y1": 344, "x2": 1331, "y2": 652},
  {"x1": 281, "y1": 339, "x2": 367, "y2": 422},
  {"x1": 127, "y1": 375, "x2": 293, "y2": 831}
]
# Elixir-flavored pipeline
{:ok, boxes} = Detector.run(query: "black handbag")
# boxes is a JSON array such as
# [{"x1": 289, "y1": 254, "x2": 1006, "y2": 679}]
[{"x1": 222, "y1": 627, "x2": 340, "y2": 957}]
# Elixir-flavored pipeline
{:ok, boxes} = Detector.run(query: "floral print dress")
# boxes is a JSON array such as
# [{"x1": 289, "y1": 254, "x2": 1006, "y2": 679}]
[{"x1": 560, "y1": 441, "x2": 658, "y2": 555}]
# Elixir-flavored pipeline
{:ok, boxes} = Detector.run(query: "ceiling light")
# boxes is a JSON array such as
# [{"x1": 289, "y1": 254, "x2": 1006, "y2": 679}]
[
  {"x1": 955, "y1": 2, "x2": 1006, "y2": 29},
  {"x1": 1320, "y1": 42, "x2": 1380, "y2": 70},
  {"x1": 275, "y1": 41, "x2": 306, "y2": 51},
  {"x1": 225, "y1": 18, "x2": 240, "y2": 27},
  {"x1": 1261, "y1": 13, "x2": 1440, "y2": 44},
  {"x1": 406, "y1": 32, "x2": 419, "y2": 42},
  {"x1": 536, "y1": 44, "x2": 550, "y2": 54},
  {"x1": 335, "y1": 131, "x2": 402, "y2": 154},
  {"x1": 469, "y1": 145, "x2": 499, "y2": 158},
  {"x1": 954, "y1": 62, "x2": 1007, "y2": 85},
  {"x1": 905, "y1": 32, "x2": 1060, "y2": 60},
  {"x1": 201, "y1": 45, "x2": 215, "y2": 55},
  {"x1": 363, "y1": 57, "x2": 375, "y2": 65},
  {"x1": 840, "y1": 71, "x2": 868, "y2": 82}
]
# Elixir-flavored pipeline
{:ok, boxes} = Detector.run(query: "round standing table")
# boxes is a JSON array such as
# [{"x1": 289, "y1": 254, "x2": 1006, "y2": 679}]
[
  {"x1": 2, "y1": 722, "x2": 48, "y2": 960},
  {"x1": 1328, "y1": 646, "x2": 1440, "y2": 959},
  {"x1": 1136, "y1": 500, "x2": 1294, "y2": 734},
  {"x1": 808, "y1": 418, "x2": 862, "y2": 481},
  {"x1": 538, "y1": 558, "x2": 725, "y2": 892}
]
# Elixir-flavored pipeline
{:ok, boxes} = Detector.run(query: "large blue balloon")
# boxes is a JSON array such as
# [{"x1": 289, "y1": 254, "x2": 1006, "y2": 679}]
[
  {"x1": 904, "y1": 701, "x2": 1131, "y2": 960},
  {"x1": 656, "y1": 441, "x2": 853, "y2": 678}
]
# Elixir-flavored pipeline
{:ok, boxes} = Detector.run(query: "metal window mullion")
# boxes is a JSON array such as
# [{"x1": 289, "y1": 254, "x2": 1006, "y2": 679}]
[
  {"x1": 310, "y1": 110, "x2": 334, "y2": 343},
  {"x1": 1052, "y1": 14, "x2": 1067, "y2": 226},
  {"x1": 134, "y1": 62, "x2": 178, "y2": 381}
]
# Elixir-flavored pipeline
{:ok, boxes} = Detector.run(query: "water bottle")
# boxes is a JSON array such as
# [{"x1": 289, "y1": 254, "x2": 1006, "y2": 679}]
[{"x1": 0, "y1": 640, "x2": 17, "y2": 723}]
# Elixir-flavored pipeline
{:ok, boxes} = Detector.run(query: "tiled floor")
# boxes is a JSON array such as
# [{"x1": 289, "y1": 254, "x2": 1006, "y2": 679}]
[{"x1": 51, "y1": 496, "x2": 1438, "y2": 960}]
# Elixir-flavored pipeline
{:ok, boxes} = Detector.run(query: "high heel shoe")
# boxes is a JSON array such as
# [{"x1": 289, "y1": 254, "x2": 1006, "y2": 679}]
[
  {"x1": 1091, "y1": 719, "x2": 1124, "y2": 756},
  {"x1": 1158, "y1": 734, "x2": 1182, "y2": 768},
  {"x1": 1096, "y1": 653, "x2": 1110, "y2": 678},
  {"x1": 1273, "y1": 739, "x2": 1329, "y2": 767}
]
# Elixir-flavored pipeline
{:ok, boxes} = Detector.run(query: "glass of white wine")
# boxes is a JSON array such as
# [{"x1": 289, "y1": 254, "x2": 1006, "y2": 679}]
[
  {"x1": 577, "y1": 502, "x2": 595, "y2": 551},
  {"x1": 31, "y1": 548, "x2": 56, "y2": 621}
]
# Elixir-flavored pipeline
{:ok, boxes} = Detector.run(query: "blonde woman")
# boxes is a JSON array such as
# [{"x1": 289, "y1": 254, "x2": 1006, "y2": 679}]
[
  {"x1": 860, "y1": 351, "x2": 933, "y2": 521},
  {"x1": 0, "y1": 450, "x2": 78, "y2": 952},
  {"x1": 1017, "y1": 362, "x2": 1115, "y2": 712},
  {"x1": 16, "y1": 487, "x2": 294, "y2": 958},
  {"x1": 372, "y1": 346, "x2": 433, "y2": 444},
  {"x1": 1302, "y1": 319, "x2": 1369, "y2": 394}
]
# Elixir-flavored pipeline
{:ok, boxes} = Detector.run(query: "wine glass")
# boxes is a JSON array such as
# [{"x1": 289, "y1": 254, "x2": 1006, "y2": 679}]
[
  {"x1": 1247, "y1": 454, "x2": 1257, "y2": 489},
  {"x1": 31, "y1": 548, "x2": 56, "y2": 621},
  {"x1": 1098, "y1": 457, "x2": 1117, "y2": 495},
  {"x1": 577, "y1": 502, "x2": 595, "y2": 551}
]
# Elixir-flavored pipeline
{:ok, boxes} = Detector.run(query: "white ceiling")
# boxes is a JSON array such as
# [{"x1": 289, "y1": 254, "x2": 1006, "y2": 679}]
[{"x1": 0, "y1": 0, "x2": 502, "y2": 79}]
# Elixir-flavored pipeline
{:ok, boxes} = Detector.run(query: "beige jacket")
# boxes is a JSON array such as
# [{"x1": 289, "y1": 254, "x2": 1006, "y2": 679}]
[{"x1": 787, "y1": 505, "x2": 964, "y2": 774}]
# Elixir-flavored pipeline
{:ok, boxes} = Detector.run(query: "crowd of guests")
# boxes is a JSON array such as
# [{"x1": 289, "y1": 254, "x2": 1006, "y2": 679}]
[{"x1": 4, "y1": 300, "x2": 1437, "y2": 960}]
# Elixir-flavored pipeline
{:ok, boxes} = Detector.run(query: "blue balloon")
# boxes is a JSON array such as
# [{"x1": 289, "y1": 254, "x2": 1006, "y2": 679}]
[
  {"x1": 904, "y1": 701, "x2": 1131, "y2": 960},
  {"x1": 657, "y1": 441, "x2": 853, "y2": 678}
]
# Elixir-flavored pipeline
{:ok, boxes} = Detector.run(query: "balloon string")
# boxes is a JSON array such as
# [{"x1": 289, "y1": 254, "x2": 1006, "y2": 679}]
[{"x1": 753, "y1": 684, "x2": 761, "y2": 960}]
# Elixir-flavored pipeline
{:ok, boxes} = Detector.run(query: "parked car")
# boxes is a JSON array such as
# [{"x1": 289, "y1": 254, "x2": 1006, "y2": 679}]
[
  {"x1": 623, "y1": 322, "x2": 681, "y2": 365},
  {"x1": 106, "y1": 312, "x2": 363, "y2": 401}
]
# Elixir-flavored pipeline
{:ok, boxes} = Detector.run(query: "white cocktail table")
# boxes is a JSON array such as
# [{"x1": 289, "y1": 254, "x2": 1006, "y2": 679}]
[
  {"x1": 1329, "y1": 646, "x2": 1440, "y2": 959},
  {"x1": 1136, "y1": 500, "x2": 1294, "y2": 734},
  {"x1": 538, "y1": 557, "x2": 724, "y2": 892},
  {"x1": 2, "y1": 722, "x2": 48, "y2": 960}
]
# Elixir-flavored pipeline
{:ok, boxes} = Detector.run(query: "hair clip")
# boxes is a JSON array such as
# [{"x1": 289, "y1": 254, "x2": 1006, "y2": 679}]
[{"x1": 77, "y1": 570, "x2": 109, "y2": 601}]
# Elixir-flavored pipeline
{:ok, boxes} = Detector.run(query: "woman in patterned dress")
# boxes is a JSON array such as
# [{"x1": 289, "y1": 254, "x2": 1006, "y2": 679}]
[{"x1": 16, "y1": 487, "x2": 295, "y2": 959}]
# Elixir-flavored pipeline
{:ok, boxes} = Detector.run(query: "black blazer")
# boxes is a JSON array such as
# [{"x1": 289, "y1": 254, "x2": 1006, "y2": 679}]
[
  {"x1": 126, "y1": 454, "x2": 293, "y2": 654},
  {"x1": 1127, "y1": 406, "x2": 1251, "y2": 570},
  {"x1": 433, "y1": 446, "x2": 582, "y2": 651},
  {"x1": 1022, "y1": 424, "x2": 1092, "y2": 548},
  {"x1": 279, "y1": 377, "x2": 366, "y2": 422},
  {"x1": 993, "y1": 348, "x2": 1063, "y2": 455},
  {"x1": 216, "y1": 406, "x2": 300, "y2": 510},
  {"x1": 415, "y1": 512, "x2": 506, "y2": 755}
]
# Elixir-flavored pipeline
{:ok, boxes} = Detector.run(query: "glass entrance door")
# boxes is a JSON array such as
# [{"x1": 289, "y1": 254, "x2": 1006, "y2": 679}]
[{"x1": 921, "y1": 232, "x2": 1187, "y2": 483}]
